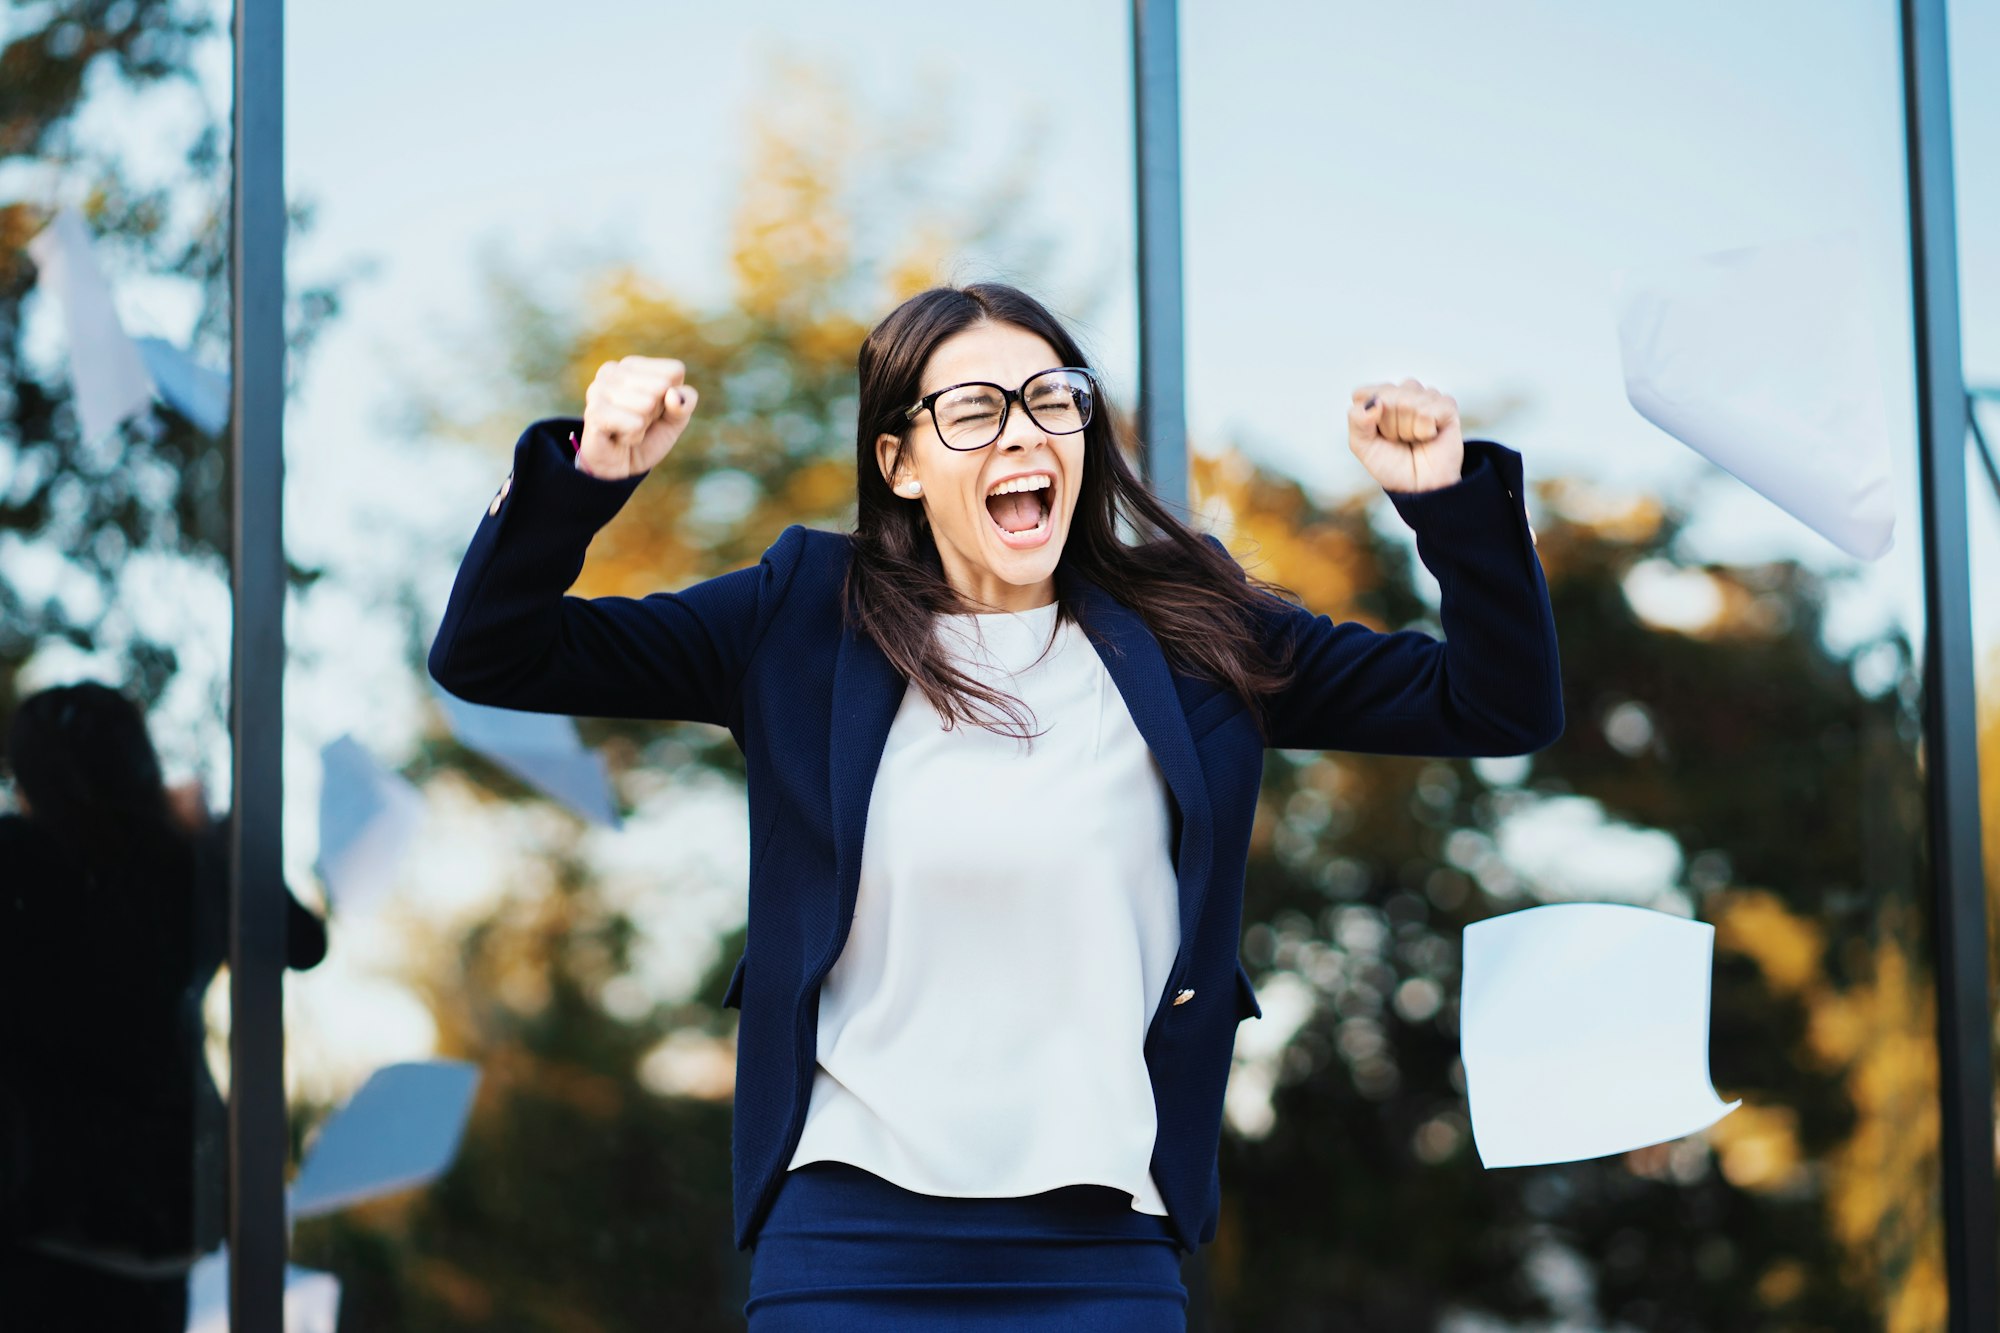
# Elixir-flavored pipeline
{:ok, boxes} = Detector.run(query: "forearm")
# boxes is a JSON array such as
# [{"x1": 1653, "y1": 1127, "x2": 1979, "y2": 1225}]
[{"x1": 1264, "y1": 439, "x2": 1564, "y2": 755}]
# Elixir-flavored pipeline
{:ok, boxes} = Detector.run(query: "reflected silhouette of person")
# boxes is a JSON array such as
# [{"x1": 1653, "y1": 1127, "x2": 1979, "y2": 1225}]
[{"x1": 0, "y1": 681, "x2": 328, "y2": 1330}]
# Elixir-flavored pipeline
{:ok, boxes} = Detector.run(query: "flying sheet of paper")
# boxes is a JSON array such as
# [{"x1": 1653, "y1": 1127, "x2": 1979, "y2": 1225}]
[
  {"x1": 185, "y1": 1245, "x2": 342, "y2": 1333},
  {"x1": 1461, "y1": 902, "x2": 1739, "y2": 1168},
  {"x1": 24, "y1": 209, "x2": 156, "y2": 446},
  {"x1": 1612, "y1": 232, "x2": 1896, "y2": 561},
  {"x1": 289, "y1": 1059, "x2": 481, "y2": 1220},
  {"x1": 135, "y1": 334, "x2": 230, "y2": 436},
  {"x1": 314, "y1": 734, "x2": 426, "y2": 915},
  {"x1": 431, "y1": 682, "x2": 622, "y2": 828}
]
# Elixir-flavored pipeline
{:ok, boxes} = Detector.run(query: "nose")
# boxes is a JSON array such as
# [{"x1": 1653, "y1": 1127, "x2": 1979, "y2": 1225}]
[{"x1": 997, "y1": 399, "x2": 1049, "y2": 452}]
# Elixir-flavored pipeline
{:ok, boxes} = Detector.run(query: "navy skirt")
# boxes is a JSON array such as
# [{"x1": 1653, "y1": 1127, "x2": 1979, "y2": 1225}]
[{"x1": 744, "y1": 1161, "x2": 1190, "y2": 1330}]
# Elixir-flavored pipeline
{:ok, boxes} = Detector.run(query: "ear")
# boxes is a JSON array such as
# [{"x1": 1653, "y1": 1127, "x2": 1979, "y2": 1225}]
[{"x1": 876, "y1": 430, "x2": 914, "y2": 493}]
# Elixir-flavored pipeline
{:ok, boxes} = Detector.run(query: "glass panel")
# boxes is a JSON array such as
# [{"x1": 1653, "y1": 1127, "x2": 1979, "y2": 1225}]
[
  {"x1": 1947, "y1": 0, "x2": 2000, "y2": 1273},
  {"x1": 1186, "y1": 2, "x2": 1948, "y2": 1328},
  {"x1": 0, "y1": 4, "x2": 249, "y2": 1327},
  {"x1": 283, "y1": 4, "x2": 1134, "y2": 1323}
]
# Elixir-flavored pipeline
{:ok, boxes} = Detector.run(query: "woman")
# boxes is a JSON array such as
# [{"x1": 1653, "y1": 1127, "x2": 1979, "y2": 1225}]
[
  {"x1": 428, "y1": 282, "x2": 1562, "y2": 1329},
  {"x1": 0, "y1": 682, "x2": 328, "y2": 1330}
]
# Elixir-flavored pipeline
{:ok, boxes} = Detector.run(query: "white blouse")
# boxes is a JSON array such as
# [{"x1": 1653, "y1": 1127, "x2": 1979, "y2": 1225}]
[{"x1": 785, "y1": 598, "x2": 1181, "y2": 1214}]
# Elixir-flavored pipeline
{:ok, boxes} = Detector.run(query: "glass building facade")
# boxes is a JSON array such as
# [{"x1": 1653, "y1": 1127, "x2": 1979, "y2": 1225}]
[{"x1": 1, "y1": 2, "x2": 1994, "y2": 1329}]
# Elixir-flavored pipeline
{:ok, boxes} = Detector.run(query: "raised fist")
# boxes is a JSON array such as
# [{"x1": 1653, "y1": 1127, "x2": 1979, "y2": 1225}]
[{"x1": 577, "y1": 356, "x2": 702, "y2": 480}]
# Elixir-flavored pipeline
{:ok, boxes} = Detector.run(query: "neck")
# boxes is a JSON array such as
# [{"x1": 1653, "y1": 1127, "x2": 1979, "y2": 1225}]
[{"x1": 936, "y1": 552, "x2": 1056, "y2": 613}]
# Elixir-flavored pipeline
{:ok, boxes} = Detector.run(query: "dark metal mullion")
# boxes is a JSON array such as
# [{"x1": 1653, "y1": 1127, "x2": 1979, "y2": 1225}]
[
  {"x1": 1133, "y1": 2, "x2": 1208, "y2": 1321},
  {"x1": 1899, "y1": 3, "x2": 1997, "y2": 1329},
  {"x1": 229, "y1": 0, "x2": 287, "y2": 1326},
  {"x1": 1133, "y1": 0, "x2": 1188, "y2": 512}
]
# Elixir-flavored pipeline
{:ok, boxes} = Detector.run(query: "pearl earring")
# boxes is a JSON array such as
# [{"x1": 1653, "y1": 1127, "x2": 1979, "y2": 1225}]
[{"x1": 900, "y1": 481, "x2": 923, "y2": 497}]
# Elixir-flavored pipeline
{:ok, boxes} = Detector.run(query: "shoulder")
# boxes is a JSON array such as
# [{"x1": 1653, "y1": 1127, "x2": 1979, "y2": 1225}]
[
  {"x1": 768, "y1": 523, "x2": 856, "y2": 590},
  {"x1": 761, "y1": 523, "x2": 850, "y2": 561},
  {"x1": 749, "y1": 526, "x2": 855, "y2": 645},
  {"x1": 785, "y1": 524, "x2": 854, "y2": 560}
]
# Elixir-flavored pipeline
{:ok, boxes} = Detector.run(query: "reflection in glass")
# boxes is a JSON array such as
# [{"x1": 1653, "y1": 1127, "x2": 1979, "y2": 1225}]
[
  {"x1": 1183, "y1": 4, "x2": 1948, "y2": 1328},
  {"x1": 0, "y1": 685, "x2": 327, "y2": 1326}
]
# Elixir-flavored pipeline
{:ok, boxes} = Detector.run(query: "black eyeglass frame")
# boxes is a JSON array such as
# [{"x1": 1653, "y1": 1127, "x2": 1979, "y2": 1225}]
[{"x1": 901, "y1": 366, "x2": 1101, "y2": 452}]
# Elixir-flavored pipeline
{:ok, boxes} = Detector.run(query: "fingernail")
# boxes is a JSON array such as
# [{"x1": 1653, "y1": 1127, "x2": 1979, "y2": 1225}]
[{"x1": 1364, "y1": 394, "x2": 1378, "y2": 409}]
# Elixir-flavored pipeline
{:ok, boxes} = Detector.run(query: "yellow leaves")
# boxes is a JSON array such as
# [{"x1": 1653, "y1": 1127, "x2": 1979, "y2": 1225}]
[
  {"x1": 1191, "y1": 446, "x2": 1379, "y2": 618},
  {"x1": 729, "y1": 58, "x2": 856, "y2": 325},
  {"x1": 1710, "y1": 884, "x2": 1943, "y2": 1318},
  {"x1": 1711, "y1": 888, "x2": 1823, "y2": 997},
  {"x1": 774, "y1": 454, "x2": 856, "y2": 520},
  {"x1": 792, "y1": 309, "x2": 871, "y2": 372},
  {"x1": 0, "y1": 201, "x2": 49, "y2": 291},
  {"x1": 1754, "y1": 1258, "x2": 1807, "y2": 1309},
  {"x1": 577, "y1": 272, "x2": 703, "y2": 369},
  {"x1": 1982, "y1": 648, "x2": 2000, "y2": 988},
  {"x1": 1541, "y1": 476, "x2": 1665, "y2": 545},
  {"x1": 883, "y1": 221, "x2": 958, "y2": 303},
  {"x1": 1709, "y1": 1099, "x2": 1803, "y2": 1190},
  {"x1": 576, "y1": 494, "x2": 704, "y2": 600}
]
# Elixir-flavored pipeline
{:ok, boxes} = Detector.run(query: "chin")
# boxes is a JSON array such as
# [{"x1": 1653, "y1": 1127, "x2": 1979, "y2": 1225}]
[{"x1": 982, "y1": 520, "x2": 1067, "y2": 578}]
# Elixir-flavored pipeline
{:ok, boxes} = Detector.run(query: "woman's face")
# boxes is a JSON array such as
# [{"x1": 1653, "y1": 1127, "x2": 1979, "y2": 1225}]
[{"x1": 875, "y1": 321, "x2": 1086, "y2": 613}]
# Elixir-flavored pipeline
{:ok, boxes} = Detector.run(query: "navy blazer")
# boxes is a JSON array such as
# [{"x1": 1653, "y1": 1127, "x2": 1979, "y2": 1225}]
[{"x1": 428, "y1": 416, "x2": 1564, "y2": 1254}]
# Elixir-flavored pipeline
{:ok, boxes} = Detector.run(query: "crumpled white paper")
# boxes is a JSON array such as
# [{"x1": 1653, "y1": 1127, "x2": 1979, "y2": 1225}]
[
  {"x1": 1461, "y1": 903, "x2": 1740, "y2": 1167},
  {"x1": 1613, "y1": 232, "x2": 1896, "y2": 561}
]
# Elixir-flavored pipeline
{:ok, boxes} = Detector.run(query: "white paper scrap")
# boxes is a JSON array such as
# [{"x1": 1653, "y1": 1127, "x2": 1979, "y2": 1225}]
[
  {"x1": 1612, "y1": 232, "x2": 1896, "y2": 561},
  {"x1": 136, "y1": 334, "x2": 231, "y2": 436},
  {"x1": 185, "y1": 1244, "x2": 342, "y2": 1333},
  {"x1": 314, "y1": 734, "x2": 426, "y2": 915},
  {"x1": 1461, "y1": 902, "x2": 1739, "y2": 1168},
  {"x1": 288, "y1": 1059, "x2": 481, "y2": 1219},
  {"x1": 25, "y1": 209, "x2": 157, "y2": 446},
  {"x1": 432, "y1": 683, "x2": 622, "y2": 828}
]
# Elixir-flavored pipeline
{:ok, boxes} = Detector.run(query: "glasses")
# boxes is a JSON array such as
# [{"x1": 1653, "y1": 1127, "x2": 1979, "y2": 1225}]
[{"x1": 903, "y1": 366, "x2": 1099, "y2": 451}]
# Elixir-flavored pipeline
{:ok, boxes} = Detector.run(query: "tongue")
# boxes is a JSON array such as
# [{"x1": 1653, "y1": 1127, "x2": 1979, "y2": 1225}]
[{"x1": 987, "y1": 491, "x2": 1042, "y2": 533}]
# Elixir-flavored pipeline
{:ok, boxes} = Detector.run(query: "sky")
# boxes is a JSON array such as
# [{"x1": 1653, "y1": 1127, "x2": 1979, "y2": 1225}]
[
  {"x1": 7, "y1": 0, "x2": 1998, "y2": 1106},
  {"x1": 273, "y1": 0, "x2": 1995, "y2": 664}
]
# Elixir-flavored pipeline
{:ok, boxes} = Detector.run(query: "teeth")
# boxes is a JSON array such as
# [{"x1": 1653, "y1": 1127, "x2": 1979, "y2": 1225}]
[
  {"x1": 997, "y1": 515, "x2": 1048, "y2": 540},
  {"x1": 987, "y1": 474, "x2": 1052, "y2": 497},
  {"x1": 992, "y1": 511, "x2": 1049, "y2": 540}
]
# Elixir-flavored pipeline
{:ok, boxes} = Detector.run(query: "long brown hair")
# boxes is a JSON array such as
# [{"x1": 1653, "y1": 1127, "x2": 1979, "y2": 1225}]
[{"x1": 844, "y1": 282, "x2": 1298, "y2": 741}]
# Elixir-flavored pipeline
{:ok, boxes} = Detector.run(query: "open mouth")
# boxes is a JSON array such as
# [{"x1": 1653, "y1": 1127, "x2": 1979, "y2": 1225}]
[{"x1": 984, "y1": 474, "x2": 1055, "y2": 548}]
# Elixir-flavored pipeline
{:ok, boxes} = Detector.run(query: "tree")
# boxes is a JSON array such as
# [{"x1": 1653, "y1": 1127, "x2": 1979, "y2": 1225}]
[{"x1": 1, "y1": 0, "x2": 365, "y2": 714}]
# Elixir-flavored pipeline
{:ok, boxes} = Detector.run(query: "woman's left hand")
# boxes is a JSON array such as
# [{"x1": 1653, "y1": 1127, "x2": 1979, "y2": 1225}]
[
  {"x1": 166, "y1": 777, "x2": 211, "y2": 834},
  {"x1": 1348, "y1": 378, "x2": 1465, "y2": 493}
]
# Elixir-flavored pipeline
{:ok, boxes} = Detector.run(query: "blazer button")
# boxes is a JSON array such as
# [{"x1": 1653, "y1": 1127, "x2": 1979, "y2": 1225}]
[
  {"x1": 1529, "y1": 524, "x2": 1538, "y2": 548},
  {"x1": 488, "y1": 473, "x2": 512, "y2": 516},
  {"x1": 1172, "y1": 988, "x2": 1195, "y2": 1006}
]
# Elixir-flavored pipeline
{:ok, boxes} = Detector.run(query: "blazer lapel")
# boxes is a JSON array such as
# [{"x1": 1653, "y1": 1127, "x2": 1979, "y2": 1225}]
[
  {"x1": 824, "y1": 571, "x2": 1216, "y2": 1002},
  {"x1": 827, "y1": 618, "x2": 906, "y2": 966},
  {"x1": 1060, "y1": 565, "x2": 1215, "y2": 999}
]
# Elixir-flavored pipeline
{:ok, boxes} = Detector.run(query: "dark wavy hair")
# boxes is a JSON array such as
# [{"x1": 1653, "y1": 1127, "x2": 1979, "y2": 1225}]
[
  {"x1": 844, "y1": 282, "x2": 1298, "y2": 740},
  {"x1": 6, "y1": 680, "x2": 184, "y2": 871}
]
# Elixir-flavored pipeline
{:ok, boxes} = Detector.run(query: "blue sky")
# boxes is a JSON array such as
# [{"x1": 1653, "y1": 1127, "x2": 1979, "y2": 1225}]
[{"x1": 276, "y1": 0, "x2": 1996, "y2": 636}]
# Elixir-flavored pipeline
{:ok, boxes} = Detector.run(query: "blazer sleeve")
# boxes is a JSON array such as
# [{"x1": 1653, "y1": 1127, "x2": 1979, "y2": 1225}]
[
  {"x1": 426, "y1": 416, "x2": 810, "y2": 727},
  {"x1": 1234, "y1": 437, "x2": 1564, "y2": 756}
]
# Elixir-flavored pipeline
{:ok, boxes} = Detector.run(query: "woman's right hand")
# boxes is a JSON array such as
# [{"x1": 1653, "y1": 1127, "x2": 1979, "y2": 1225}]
[{"x1": 577, "y1": 356, "x2": 702, "y2": 480}]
